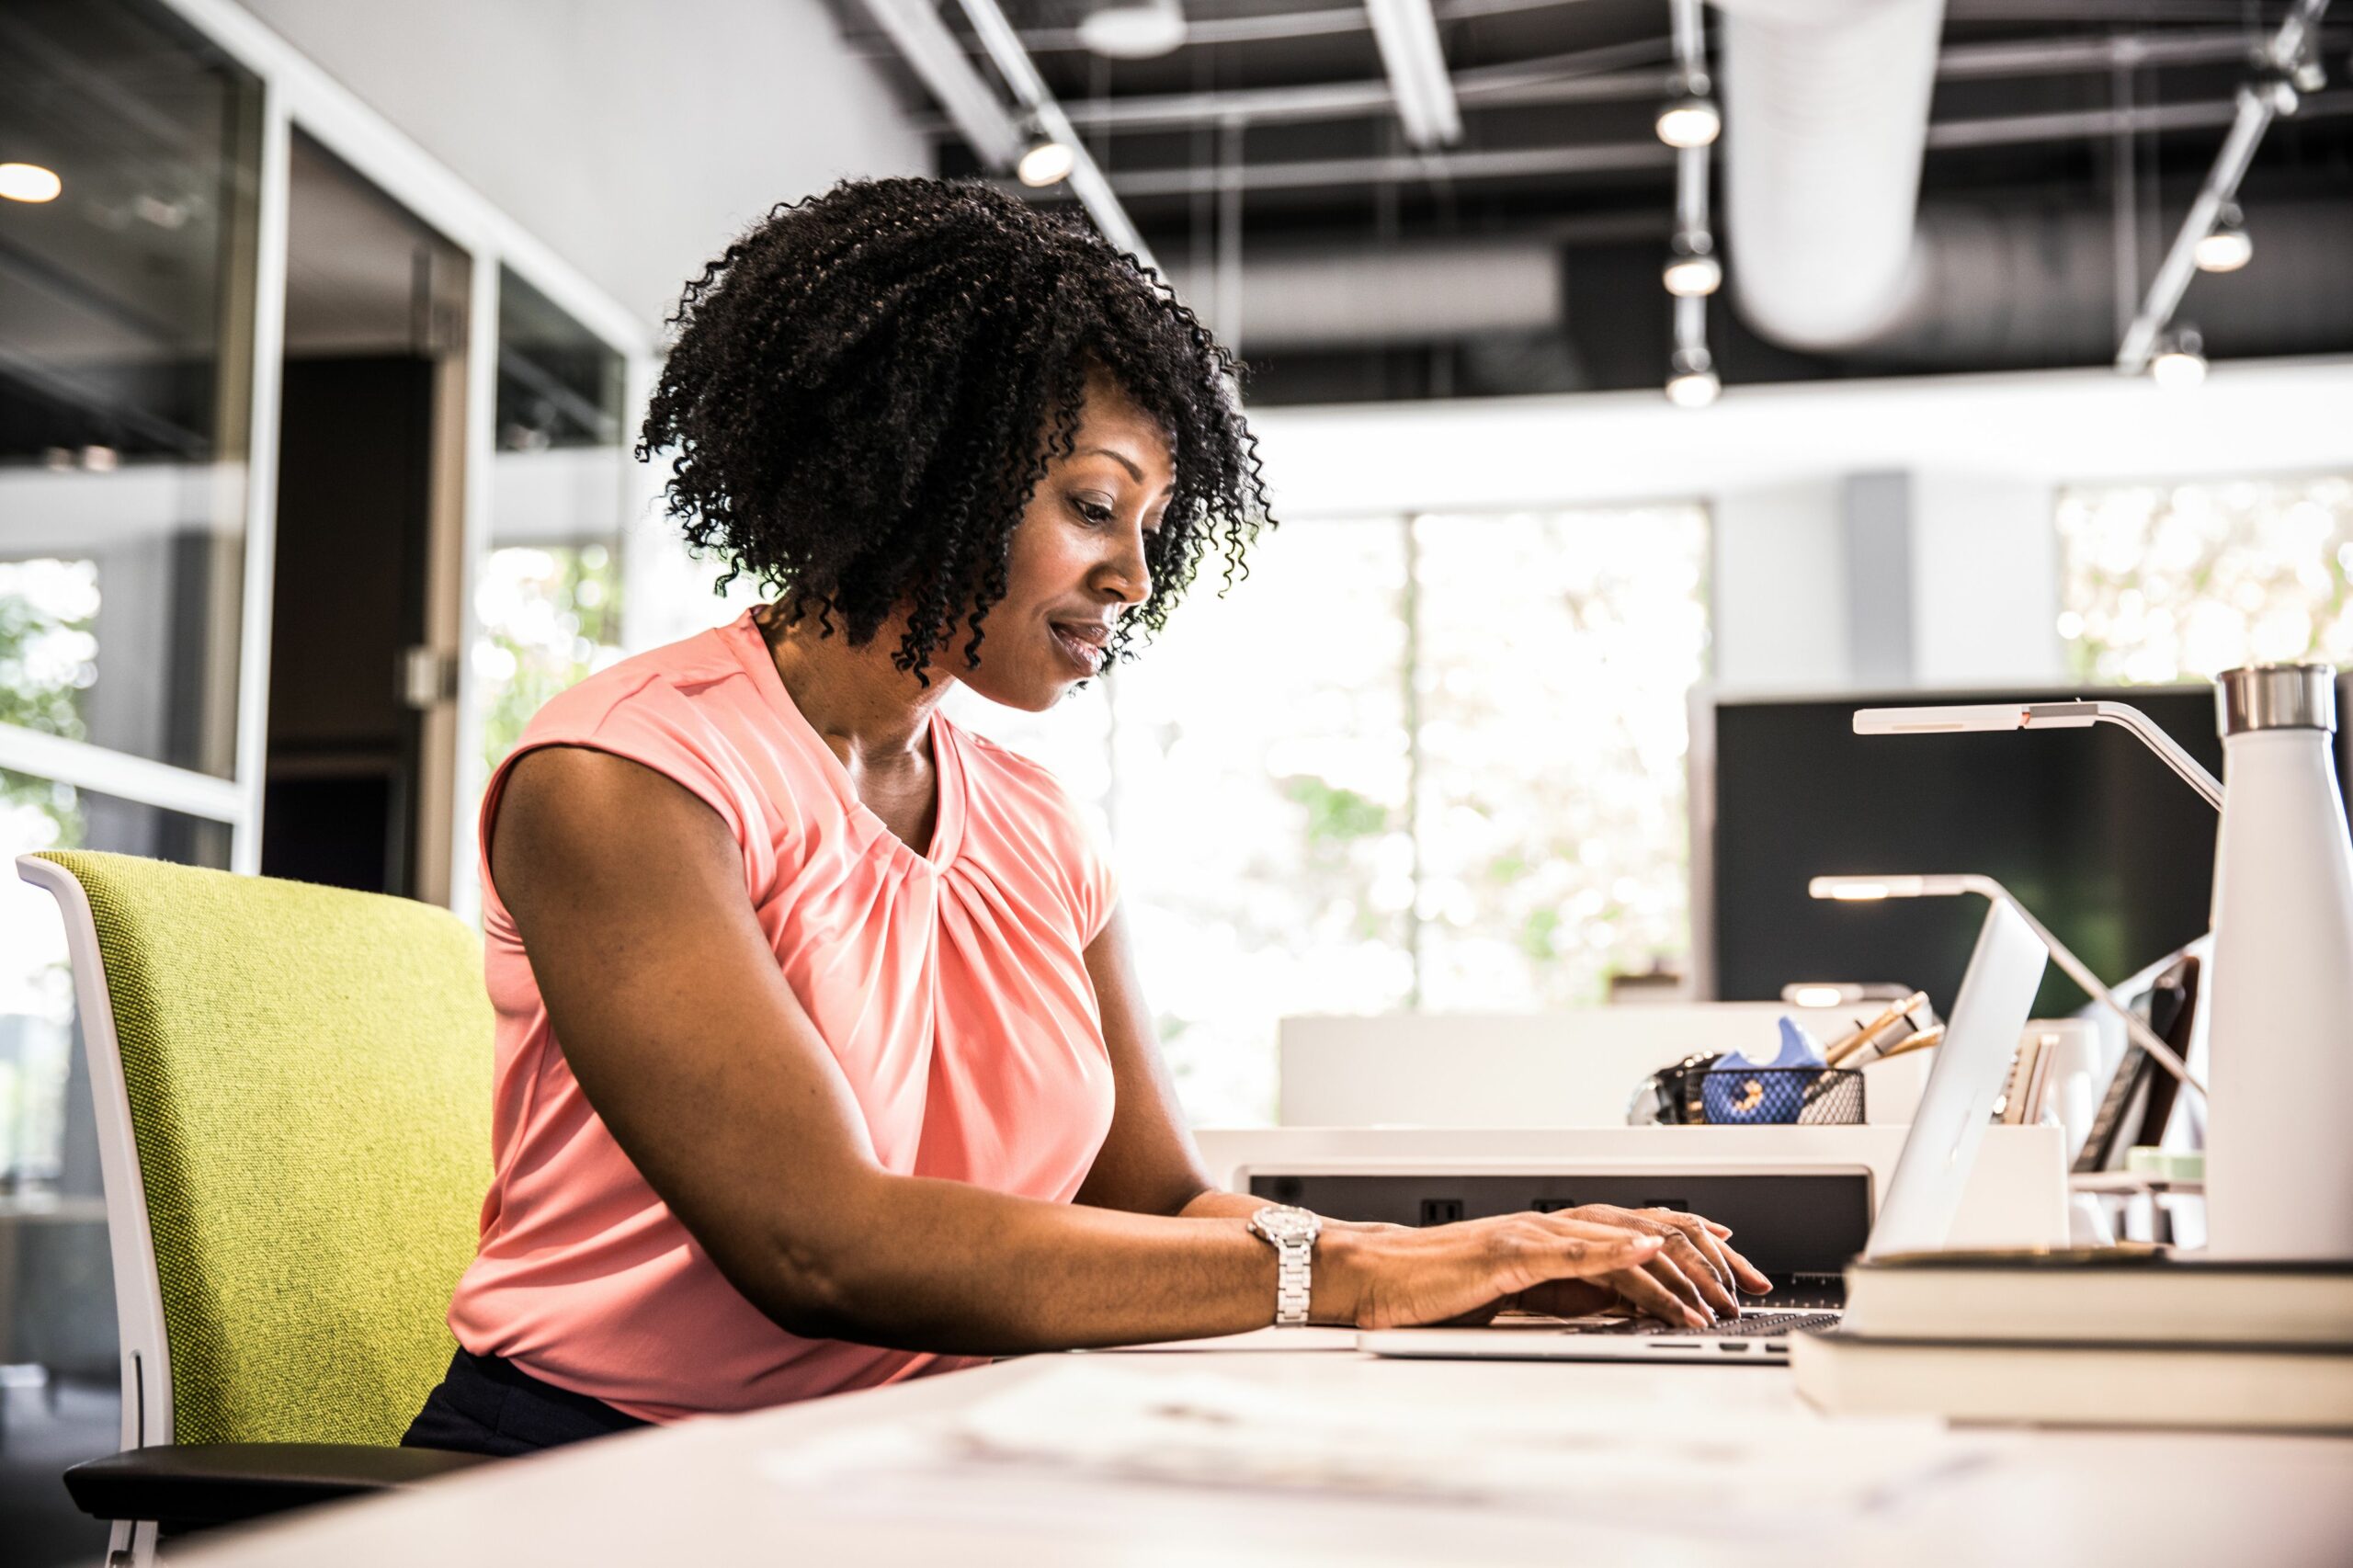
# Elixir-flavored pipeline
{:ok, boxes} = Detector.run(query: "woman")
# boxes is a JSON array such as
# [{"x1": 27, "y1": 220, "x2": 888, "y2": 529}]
[{"x1": 404, "y1": 178, "x2": 1767, "y2": 1457}]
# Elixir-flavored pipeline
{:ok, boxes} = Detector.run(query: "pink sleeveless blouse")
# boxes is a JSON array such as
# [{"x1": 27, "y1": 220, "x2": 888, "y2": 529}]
[{"x1": 447, "y1": 611, "x2": 1119, "y2": 1421}]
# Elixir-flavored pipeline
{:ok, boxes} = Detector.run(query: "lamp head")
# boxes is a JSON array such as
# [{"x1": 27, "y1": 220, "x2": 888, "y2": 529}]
[{"x1": 1809, "y1": 875, "x2": 1984, "y2": 902}]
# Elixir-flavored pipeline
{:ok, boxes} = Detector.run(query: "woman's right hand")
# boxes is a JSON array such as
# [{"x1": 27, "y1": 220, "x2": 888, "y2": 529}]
[{"x1": 1314, "y1": 1213, "x2": 1714, "y2": 1331}]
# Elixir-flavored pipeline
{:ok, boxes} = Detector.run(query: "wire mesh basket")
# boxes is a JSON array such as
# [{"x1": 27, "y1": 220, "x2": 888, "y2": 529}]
[{"x1": 1680, "y1": 1065, "x2": 1865, "y2": 1126}]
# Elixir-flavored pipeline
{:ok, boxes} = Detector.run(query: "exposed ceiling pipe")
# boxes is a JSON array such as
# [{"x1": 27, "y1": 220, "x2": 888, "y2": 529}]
[
  {"x1": 2113, "y1": 0, "x2": 2333, "y2": 372},
  {"x1": 857, "y1": 0, "x2": 1023, "y2": 168},
  {"x1": 1026, "y1": 28, "x2": 2336, "y2": 134},
  {"x1": 1364, "y1": 0, "x2": 1464, "y2": 146},
  {"x1": 1710, "y1": 0, "x2": 1949, "y2": 352},
  {"x1": 952, "y1": 0, "x2": 1159, "y2": 270},
  {"x1": 1064, "y1": 90, "x2": 2351, "y2": 199}
]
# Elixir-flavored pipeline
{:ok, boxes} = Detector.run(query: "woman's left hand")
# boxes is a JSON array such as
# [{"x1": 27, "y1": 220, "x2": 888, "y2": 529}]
[{"x1": 1510, "y1": 1204, "x2": 1772, "y2": 1321}]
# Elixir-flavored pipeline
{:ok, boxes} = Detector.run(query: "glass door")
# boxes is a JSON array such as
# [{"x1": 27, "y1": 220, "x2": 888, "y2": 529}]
[{"x1": 260, "y1": 131, "x2": 471, "y2": 903}]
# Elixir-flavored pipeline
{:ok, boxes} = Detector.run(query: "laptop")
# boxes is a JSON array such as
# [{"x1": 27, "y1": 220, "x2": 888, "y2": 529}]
[{"x1": 1357, "y1": 897, "x2": 2049, "y2": 1367}]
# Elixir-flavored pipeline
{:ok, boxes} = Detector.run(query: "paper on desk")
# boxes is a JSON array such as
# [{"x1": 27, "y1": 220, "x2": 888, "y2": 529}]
[{"x1": 759, "y1": 1360, "x2": 1992, "y2": 1537}]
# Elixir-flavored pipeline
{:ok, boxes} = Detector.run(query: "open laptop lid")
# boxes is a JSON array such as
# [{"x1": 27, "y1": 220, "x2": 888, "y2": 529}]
[{"x1": 1863, "y1": 897, "x2": 2048, "y2": 1259}]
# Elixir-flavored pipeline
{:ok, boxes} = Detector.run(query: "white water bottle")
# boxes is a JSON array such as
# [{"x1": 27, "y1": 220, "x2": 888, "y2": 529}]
[{"x1": 2202, "y1": 665, "x2": 2353, "y2": 1260}]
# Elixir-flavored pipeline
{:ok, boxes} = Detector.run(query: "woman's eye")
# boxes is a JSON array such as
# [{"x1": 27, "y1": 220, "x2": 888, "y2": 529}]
[{"x1": 1075, "y1": 499, "x2": 1115, "y2": 525}]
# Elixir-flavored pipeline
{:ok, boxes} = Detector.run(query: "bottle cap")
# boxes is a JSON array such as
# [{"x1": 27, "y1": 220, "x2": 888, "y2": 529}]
[{"x1": 2215, "y1": 665, "x2": 2336, "y2": 736}]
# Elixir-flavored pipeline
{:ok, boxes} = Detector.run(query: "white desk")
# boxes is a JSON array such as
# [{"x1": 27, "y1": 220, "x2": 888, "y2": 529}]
[{"x1": 184, "y1": 1342, "x2": 2353, "y2": 1567}]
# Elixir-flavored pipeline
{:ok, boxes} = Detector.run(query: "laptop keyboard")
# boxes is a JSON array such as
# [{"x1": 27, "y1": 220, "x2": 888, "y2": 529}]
[{"x1": 1585, "y1": 1311, "x2": 1841, "y2": 1337}]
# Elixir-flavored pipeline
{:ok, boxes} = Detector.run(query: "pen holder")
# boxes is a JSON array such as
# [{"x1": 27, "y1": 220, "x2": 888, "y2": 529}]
[{"x1": 1683, "y1": 1066, "x2": 1864, "y2": 1126}]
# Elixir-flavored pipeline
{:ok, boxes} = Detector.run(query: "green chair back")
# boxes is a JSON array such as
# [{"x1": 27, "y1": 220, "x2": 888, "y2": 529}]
[{"x1": 37, "y1": 850, "x2": 492, "y2": 1447}]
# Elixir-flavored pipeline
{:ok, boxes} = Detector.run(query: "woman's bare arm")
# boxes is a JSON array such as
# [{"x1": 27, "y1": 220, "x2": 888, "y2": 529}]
[{"x1": 490, "y1": 744, "x2": 1695, "y2": 1354}]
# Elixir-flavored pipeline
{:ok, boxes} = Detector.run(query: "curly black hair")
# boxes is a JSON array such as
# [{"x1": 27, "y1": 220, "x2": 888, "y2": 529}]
[{"x1": 637, "y1": 176, "x2": 1272, "y2": 684}]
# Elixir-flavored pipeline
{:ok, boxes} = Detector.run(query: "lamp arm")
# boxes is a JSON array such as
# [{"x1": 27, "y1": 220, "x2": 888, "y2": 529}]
[
  {"x1": 1952, "y1": 876, "x2": 2210, "y2": 1102},
  {"x1": 2023, "y1": 701, "x2": 2225, "y2": 810}
]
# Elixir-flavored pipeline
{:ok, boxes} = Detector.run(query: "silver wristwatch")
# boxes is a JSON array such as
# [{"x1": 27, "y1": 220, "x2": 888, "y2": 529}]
[{"x1": 1247, "y1": 1204, "x2": 1323, "y2": 1326}]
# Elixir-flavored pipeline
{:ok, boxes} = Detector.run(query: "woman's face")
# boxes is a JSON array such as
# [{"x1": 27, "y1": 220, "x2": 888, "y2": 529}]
[{"x1": 959, "y1": 375, "x2": 1173, "y2": 711}]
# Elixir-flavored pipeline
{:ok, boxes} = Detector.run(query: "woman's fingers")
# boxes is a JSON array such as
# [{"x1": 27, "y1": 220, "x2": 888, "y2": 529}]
[
  {"x1": 1577, "y1": 1204, "x2": 1743, "y2": 1317},
  {"x1": 1656, "y1": 1215, "x2": 1747, "y2": 1315},
  {"x1": 1638, "y1": 1249, "x2": 1718, "y2": 1324},
  {"x1": 1606, "y1": 1263, "x2": 1706, "y2": 1327}
]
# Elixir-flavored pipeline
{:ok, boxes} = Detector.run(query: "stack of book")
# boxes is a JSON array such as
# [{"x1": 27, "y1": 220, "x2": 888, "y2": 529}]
[{"x1": 1790, "y1": 1248, "x2": 2353, "y2": 1432}]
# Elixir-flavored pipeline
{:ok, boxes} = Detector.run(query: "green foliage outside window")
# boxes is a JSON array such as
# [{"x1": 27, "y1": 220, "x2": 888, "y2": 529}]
[{"x1": 474, "y1": 544, "x2": 625, "y2": 778}]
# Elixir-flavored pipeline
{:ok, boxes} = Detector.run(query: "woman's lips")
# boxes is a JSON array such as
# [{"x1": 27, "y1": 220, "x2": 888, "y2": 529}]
[{"x1": 1050, "y1": 620, "x2": 1108, "y2": 674}]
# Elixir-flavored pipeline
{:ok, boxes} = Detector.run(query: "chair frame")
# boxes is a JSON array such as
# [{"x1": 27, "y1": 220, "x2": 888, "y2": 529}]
[{"x1": 21, "y1": 854, "x2": 176, "y2": 1567}]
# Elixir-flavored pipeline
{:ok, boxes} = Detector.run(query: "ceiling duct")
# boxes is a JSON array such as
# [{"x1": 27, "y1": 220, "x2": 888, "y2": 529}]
[
  {"x1": 1842, "y1": 199, "x2": 2353, "y2": 367},
  {"x1": 1711, "y1": 0, "x2": 1947, "y2": 352},
  {"x1": 1164, "y1": 240, "x2": 1563, "y2": 351}
]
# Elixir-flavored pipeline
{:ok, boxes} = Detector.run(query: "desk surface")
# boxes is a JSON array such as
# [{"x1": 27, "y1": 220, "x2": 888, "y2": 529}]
[{"x1": 188, "y1": 1340, "x2": 2353, "y2": 1567}]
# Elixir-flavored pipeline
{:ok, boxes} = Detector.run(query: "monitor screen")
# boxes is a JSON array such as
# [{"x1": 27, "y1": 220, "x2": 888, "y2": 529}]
[{"x1": 1701, "y1": 684, "x2": 2351, "y2": 1017}]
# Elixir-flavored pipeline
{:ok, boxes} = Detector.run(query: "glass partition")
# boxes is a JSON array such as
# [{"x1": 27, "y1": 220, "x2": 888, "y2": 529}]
[{"x1": 0, "y1": 0, "x2": 261, "y2": 779}]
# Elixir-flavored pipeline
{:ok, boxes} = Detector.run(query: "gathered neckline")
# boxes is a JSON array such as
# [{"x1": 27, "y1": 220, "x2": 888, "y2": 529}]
[{"x1": 720, "y1": 611, "x2": 967, "y2": 871}]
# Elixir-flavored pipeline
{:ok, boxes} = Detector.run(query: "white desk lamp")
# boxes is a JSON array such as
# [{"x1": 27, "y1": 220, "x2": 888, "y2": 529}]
[
  {"x1": 1848, "y1": 669, "x2": 2353, "y2": 1261},
  {"x1": 1808, "y1": 874, "x2": 2207, "y2": 1099},
  {"x1": 1850, "y1": 700, "x2": 2223, "y2": 809}
]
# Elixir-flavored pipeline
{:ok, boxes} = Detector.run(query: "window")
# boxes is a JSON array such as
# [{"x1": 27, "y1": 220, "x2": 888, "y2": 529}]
[
  {"x1": 948, "y1": 504, "x2": 1713, "y2": 1124},
  {"x1": 2057, "y1": 473, "x2": 2353, "y2": 683},
  {"x1": 468, "y1": 271, "x2": 631, "y2": 789}
]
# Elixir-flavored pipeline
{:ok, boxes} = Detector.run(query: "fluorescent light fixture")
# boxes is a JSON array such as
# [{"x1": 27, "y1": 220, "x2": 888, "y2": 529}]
[
  {"x1": 1017, "y1": 135, "x2": 1076, "y2": 187},
  {"x1": 1809, "y1": 872, "x2": 2208, "y2": 1097},
  {"x1": 0, "y1": 162, "x2": 63, "y2": 203},
  {"x1": 1078, "y1": 0, "x2": 1186, "y2": 59},
  {"x1": 1663, "y1": 251, "x2": 1722, "y2": 298},
  {"x1": 1853, "y1": 699, "x2": 2223, "y2": 808},
  {"x1": 2194, "y1": 204, "x2": 2253, "y2": 272},
  {"x1": 1654, "y1": 93, "x2": 1721, "y2": 149},
  {"x1": 1364, "y1": 0, "x2": 1462, "y2": 148},
  {"x1": 2151, "y1": 330, "x2": 2208, "y2": 391}
]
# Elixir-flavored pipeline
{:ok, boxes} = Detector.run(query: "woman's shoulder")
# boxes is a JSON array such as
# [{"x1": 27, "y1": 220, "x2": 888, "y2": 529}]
[
  {"x1": 519, "y1": 624, "x2": 756, "y2": 748},
  {"x1": 948, "y1": 722, "x2": 1084, "y2": 815}
]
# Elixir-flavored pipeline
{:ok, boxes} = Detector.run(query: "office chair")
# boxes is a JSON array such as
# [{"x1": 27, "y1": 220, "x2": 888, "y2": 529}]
[{"x1": 17, "y1": 851, "x2": 500, "y2": 1565}]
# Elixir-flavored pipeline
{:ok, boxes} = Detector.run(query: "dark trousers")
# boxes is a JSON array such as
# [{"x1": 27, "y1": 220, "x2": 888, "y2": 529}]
[{"x1": 403, "y1": 1346, "x2": 650, "y2": 1458}]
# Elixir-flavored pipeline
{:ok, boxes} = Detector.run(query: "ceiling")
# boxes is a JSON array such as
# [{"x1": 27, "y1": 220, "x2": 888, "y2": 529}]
[{"x1": 830, "y1": 0, "x2": 2353, "y2": 403}]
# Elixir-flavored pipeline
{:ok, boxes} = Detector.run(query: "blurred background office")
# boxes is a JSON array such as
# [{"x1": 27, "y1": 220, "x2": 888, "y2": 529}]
[{"x1": 0, "y1": 0, "x2": 2347, "y2": 1561}]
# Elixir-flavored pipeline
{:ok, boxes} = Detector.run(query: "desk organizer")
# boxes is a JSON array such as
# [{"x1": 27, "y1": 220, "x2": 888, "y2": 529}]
[{"x1": 1686, "y1": 1066, "x2": 1864, "y2": 1126}]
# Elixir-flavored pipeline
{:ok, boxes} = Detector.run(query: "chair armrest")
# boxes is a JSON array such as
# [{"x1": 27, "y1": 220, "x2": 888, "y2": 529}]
[{"x1": 63, "y1": 1442, "x2": 497, "y2": 1528}]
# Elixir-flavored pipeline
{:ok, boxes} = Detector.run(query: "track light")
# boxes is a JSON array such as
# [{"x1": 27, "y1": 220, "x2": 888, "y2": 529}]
[
  {"x1": 1654, "y1": 75, "x2": 1721, "y2": 149},
  {"x1": 1017, "y1": 133, "x2": 1076, "y2": 187},
  {"x1": 2150, "y1": 328, "x2": 2208, "y2": 391},
  {"x1": 2194, "y1": 203, "x2": 2253, "y2": 272},
  {"x1": 1665, "y1": 347, "x2": 1720, "y2": 408},
  {"x1": 0, "y1": 162, "x2": 63, "y2": 203},
  {"x1": 1663, "y1": 232, "x2": 1721, "y2": 297}
]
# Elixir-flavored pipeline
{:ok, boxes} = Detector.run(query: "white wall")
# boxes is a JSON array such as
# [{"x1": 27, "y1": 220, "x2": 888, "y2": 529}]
[
  {"x1": 1711, "y1": 480, "x2": 1848, "y2": 690},
  {"x1": 233, "y1": 0, "x2": 926, "y2": 335}
]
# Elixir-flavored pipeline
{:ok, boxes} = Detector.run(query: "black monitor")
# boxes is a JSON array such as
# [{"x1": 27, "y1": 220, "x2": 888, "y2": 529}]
[{"x1": 1698, "y1": 684, "x2": 2353, "y2": 1017}]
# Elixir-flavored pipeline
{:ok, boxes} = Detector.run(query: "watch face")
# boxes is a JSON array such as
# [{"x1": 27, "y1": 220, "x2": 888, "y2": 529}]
[{"x1": 1253, "y1": 1205, "x2": 1319, "y2": 1245}]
